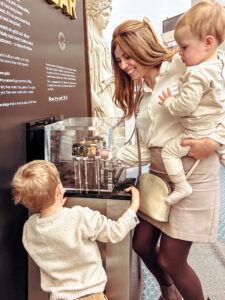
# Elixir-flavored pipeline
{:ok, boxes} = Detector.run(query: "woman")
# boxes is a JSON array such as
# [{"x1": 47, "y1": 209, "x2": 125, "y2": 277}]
[
  {"x1": 111, "y1": 18, "x2": 225, "y2": 300},
  {"x1": 86, "y1": 0, "x2": 117, "y2": 117}
]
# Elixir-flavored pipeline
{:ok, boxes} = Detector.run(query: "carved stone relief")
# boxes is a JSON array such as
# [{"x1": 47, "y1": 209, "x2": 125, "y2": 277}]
[{"x1": 85, "y1": 0, "x2": 117, "y2": 117}]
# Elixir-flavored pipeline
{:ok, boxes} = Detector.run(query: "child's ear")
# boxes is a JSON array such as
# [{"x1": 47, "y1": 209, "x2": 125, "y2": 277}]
[
  {"x1": 205, "y1": 35, "x2": 215, "y2": 48},
  {"x1": 55, "y1": 184, "x2": 61, "y2": 196}
]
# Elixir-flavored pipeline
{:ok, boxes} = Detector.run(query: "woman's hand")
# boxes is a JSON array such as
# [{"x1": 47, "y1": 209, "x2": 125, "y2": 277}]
[{"x1": 181, "y1": 138, "x2": 221, "y2": 160}]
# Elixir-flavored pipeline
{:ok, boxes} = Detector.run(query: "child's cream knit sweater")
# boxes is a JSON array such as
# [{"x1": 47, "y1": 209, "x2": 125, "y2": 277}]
[{"x1": 23, "y1": 206, "x2": 138, "y2": 300}]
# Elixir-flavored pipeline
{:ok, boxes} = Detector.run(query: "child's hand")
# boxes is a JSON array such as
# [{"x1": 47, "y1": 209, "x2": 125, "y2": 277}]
[
  {"x1": 125, "y1": 186, "x2": 140, "y2": 214},
  {"x1": 158, "y1": 88, "x2": 172, "y2": 105}
]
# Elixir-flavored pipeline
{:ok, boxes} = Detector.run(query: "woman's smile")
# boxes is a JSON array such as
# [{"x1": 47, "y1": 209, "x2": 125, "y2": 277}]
[{"x1": 127, "y1": 68, "x2": 136, "y2": 76}]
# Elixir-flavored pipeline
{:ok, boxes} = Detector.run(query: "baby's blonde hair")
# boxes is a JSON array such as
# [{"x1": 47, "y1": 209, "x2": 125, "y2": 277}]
[
  {"x1": 175, "y1": 0, "x2": 225, "y2": 45},
  {"x1": 12, "y1": 160, "x2": 60, "y2": 211}
]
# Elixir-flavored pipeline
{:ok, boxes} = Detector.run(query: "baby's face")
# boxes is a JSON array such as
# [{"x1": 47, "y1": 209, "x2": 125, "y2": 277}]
[{"x1": 175, "y1": 25, "x2": 206, "y2": 67}]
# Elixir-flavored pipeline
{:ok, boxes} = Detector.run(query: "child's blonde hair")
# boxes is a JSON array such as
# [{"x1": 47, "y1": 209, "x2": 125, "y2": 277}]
[
  {"x1": 12, "y1": 160, "x2": 60, "y2": 211},
  {"x1": 175, "y1": 0, "x2": 225, "y2": 45}
]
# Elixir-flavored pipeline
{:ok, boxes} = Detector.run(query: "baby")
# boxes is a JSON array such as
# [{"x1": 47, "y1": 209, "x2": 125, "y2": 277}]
[
  {"x1": 159, "y1": 0, "x2": 225, "y2": 205},
  {"x1": 11, "y1": 160, "x2": 139, "y2": 300}
]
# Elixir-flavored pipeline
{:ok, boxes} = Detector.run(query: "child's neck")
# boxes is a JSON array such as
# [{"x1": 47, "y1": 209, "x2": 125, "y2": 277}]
[
  {"x1": 40, "y1": 202, "x2": 63, "y2": 218},
  {"x1": 204, "y1": 48, "x2": 218, "y2": 62}
]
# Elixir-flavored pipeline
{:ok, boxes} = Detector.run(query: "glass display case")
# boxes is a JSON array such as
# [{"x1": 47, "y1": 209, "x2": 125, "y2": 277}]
[{"x1": 45, "y1": 117, "x2": 134, "y2": 194}]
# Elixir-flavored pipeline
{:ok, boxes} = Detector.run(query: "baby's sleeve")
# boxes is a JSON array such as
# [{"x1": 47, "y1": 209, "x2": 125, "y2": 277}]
[
  {"x1": 164, "y1": 68, "x2": 206, "y2": 116},
  {"x1": 209, "y1": 117, "x2": 225, "y2": 145}
]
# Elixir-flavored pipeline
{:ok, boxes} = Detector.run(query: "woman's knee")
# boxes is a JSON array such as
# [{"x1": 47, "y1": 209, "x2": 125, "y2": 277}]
[
  {"x1": 158, "y1": 252, "x2": 171, "y2": 273},
  {"x1": 132, "y1": 235, "x2": 158, "y2": 260},
  {"x1": 132, "y1": 220, "x2": 161, "y2": 257},
  {"x1": 158, "y1": 235, "x2": 192, "y2": 275},
  {"x1": 158, "y1": 252, "x2": 184, "y2": 276}
]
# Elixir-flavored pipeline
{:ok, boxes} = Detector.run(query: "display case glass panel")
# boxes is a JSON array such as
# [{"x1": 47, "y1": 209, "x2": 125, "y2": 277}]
[{"x1": 45, "y1": 117, "x2": 129, "y2": 194}]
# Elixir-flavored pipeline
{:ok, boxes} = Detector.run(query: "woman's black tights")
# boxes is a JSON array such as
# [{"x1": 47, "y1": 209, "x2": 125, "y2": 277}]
[{"x1": 133, "y1": 217, "x2": 205, "y2": 300}]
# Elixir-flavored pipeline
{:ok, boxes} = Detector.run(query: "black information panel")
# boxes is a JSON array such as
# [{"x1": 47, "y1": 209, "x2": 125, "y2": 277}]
[
  {"x1": 0, "y1": 0, "x2": 89, "y2": 186},
  {"x1": 0, "y1": 0, "x2": 88, "y2": 120},
  {"x1": 0, "y1": 1, "x2": 89, "y2": 299}
]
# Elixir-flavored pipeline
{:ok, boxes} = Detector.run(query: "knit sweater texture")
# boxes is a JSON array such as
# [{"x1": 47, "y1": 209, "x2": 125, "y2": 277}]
[{"x1": 22, "y1": 206, "x2": 138, "y2": 300}]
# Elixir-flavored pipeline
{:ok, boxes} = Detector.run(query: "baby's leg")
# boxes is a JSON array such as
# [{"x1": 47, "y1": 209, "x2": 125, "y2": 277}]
[
  {"x1": 162, "y1": 136, "x2": 192, "y2": 205},
  {"x1": 165, "y1": 172, "x2": 193, "y2": 205}
]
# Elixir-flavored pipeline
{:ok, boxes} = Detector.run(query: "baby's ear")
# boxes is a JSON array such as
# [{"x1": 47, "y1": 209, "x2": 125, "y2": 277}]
[{"x1": 205, "y1": 35, "x2": 215, "y2": 48}]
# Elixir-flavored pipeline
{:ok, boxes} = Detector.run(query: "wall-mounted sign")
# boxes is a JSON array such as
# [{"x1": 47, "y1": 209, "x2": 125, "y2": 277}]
[
  {"x1": 0, "y1": 0, "x2": 87, "y2": 116},
  {"x1": 0, "y1": 0, "x2": 89, "y2": 298}
]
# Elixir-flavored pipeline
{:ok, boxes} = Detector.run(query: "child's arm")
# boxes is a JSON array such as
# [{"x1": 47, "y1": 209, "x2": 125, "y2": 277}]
[
  {"x1": 158, "y1": 69, "x2": 205, "y2": 116},
  {"x1": 82, "y1": 187, "x2": 140, "y2": 243},
  {"x1": 158, "y1": 88, "x2": 173, "y2": 105}
]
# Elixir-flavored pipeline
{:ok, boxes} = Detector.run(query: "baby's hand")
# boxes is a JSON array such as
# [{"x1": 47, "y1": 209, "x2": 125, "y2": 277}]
[
  {"x1": 158, "y1": 88, "x2": 172, "y2": 105},
  {"x1": 125, "y1": 186, "x2": 140, "y2": 213}
]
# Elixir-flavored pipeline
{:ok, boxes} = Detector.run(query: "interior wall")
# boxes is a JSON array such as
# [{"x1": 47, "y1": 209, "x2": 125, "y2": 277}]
[{"x1": 0, "y1": 1, "x2": 90, "y2": 299}]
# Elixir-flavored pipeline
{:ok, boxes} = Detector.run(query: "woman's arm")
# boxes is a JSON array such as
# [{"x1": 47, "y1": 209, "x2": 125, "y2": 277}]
[
  {"x1": 181, "y1": 138, "x2": 221, "y2": 160},
  {"x1": 117, "y1": 141, "x2": 151, "y2": 167}
]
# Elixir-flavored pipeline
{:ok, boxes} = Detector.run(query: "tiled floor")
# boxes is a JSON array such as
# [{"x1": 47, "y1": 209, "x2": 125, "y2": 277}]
[{"x1": 141, "y1": 166, "x2": 225, "y2": 300}]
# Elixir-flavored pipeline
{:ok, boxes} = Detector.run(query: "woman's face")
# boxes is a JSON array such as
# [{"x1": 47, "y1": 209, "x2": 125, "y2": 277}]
[
  {"x1": 95, "y1": 8, "x2": 111, "y2": 31},
  {"x1": 114, "y1": 45, "x2": 150, "y2": 81}
]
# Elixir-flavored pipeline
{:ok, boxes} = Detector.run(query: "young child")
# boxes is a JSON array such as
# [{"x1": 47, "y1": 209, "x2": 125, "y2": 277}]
[
  {"x1": 158, "y1": 0, "x2": 225, "y2": 205},
  {"x1": 11, "y1": 160, "x2": 139, "y2": 300}
]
